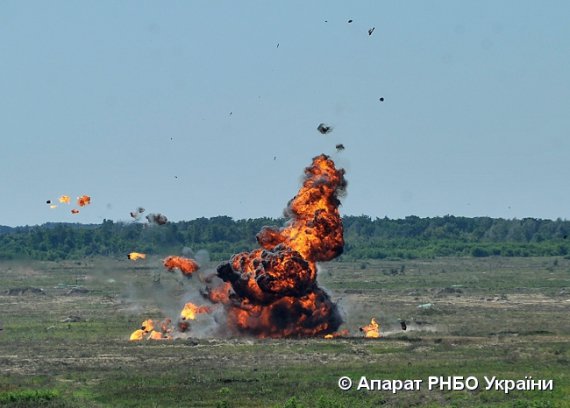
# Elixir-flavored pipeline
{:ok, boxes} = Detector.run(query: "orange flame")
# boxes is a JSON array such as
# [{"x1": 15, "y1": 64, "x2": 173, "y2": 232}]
[
  {"x1": 128, "y1": 252, "x2": 146, "y2": 261},
  {"x1": 180, "y1": 302, "x2": 211, "y2": 320},
  {"x1": 141, "y1": 319, "x2": 154, "y2": 332},
  {"x1": 207, "y1": 282, "x2": 232, "y2": 304},
  {"x1": 77, "y1": 195, "x2": 91, "y2": 207},
  {"x1": 163, "y1": 256, "x2": 200, "y2": 277},
  {"x1": 129, "y1": 329, "x2": 145, "y2": 341},
  {"x1": 147, "y1": 330, "x2": 164, "y2": 340},
  {"x1": 214, "y1": 154, "x2": 346, "y2": 337},
  {"x1": 360, "y1": 318, "x2": 380, "y2": 338},
  {"x1": 324, "y1": 329, "x2": 350, "y2": 339},
  {"x1": 59, "y1": 195, "x2": 71, "y2": 204}
]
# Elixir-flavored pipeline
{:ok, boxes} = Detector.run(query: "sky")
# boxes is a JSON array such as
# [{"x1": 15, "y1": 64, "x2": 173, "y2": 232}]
[{"x1": 1, "y1": 1, "x2": 569, "y2": 227}]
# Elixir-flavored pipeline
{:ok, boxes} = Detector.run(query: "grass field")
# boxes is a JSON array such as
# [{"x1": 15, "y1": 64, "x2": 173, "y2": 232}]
[{"x1": 1, "y1": 256, "x2": 569, "y2": 407}]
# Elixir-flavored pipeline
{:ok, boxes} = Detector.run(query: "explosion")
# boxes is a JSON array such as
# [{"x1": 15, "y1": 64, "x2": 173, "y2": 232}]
[
  {"x1": 213, "y1": 154, "x2": 346, "y2": 338},
  {"x1": 77, "y1": 195, "x2": 91, "y2": 207},
  {"x1": 163, "y1": 256, "x2": 199, "y2": 277}
]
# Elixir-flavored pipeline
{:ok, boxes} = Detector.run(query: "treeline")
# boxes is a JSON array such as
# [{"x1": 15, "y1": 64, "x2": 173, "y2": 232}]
[{"x1": 0, "y1": 215, "x2": 569, "y2": 261}]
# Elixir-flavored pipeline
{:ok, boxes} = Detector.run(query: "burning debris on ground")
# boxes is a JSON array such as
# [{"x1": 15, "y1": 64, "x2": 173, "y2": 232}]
[
  {"x1": 211, "y1": 154, "x2": 347, "y2": 338},
  {"x1": 317, "y1": 123, "x2": 333, "y2": 134},
  {"x1": 360, "y1": 318, "x2": 381, "y2": 338},
  {"x1": 146, "y1": 213, "x2": 168, "y2": 225}
]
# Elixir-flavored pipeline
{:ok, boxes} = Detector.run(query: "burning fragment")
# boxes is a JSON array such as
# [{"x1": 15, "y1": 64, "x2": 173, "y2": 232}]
[
  {"x1": 368, "y1": 27, "x2": 375, "y2": 36},
  {"x1": 213, "y1": 154, "x2": 346, "y2": 338},
  {"x1": 324, "y1": 329, "x2": 350, "y2": 339},
  {"x1": 77, "y1": 195, "x2": 91, "y2": 207},
  {"x1": 59, "y1": 195, "x2": 71, "y2": 204},
  {"x1": 129, "y1": 319, "x2": 153, "y2": 341},
  {"x1": 50, "y1": 205, "x2": 57, "y2": 209},
  {"x1": 148, "y1": 330, "x2": 164, "y2": 340},
  {"x1": 128, "y1": 252, "x2": 146, "y2": 261},
  {"x1": 71, "y1": 209, "x2": 80, "y2": 214},
  {"x1": 336, "y1": 144, "x2": 345, "y2": 151},
  {"x1": 146, "y1": 213, "x2": 168, "y2": 225},
  {"x1": 163, "y1": 256, "x2": 200, "y2": 277},
  {"x1": 360, "y1": 318, "x2": 380, "y2": 338},
  {"x1": 180, "y1": 302, "x2": 212, "y2": 321},
  {"x1": 129, "y1": 329, "x2": 145, "y2": 341},
  {"x1": 317, "y1": 123, "x2": 333, "y2": 134}
]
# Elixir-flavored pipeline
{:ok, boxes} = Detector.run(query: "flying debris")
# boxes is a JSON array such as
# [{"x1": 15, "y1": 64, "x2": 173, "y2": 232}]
[
  {"x1": 146, "y1": 213, "x2": 168, "y2": 225},
  {"x1": 46, "y1": 200, "x2": 51, "y2": 204},
  {"x1": 400, "y1": 320, "x2": 407, "y2": 331},
  {"x1": 77, "y1": 195, "x2": 91, "y2": 207},
  {"x1": 128, "y1": 252, "x2": 146, "y2": 261},
  {"x1": 368, "y1": 27, "x2": 375, "y2": 36},
  {"x1": 163, "y1": 256, "x2": 200, "y2": 277},
  {"x1": 49, "y1": 205, "x2": 57, "y2": 209},
  {"x1": 59, "y1": 195, "x2": 71, "y2": 204},
  {"x1": 379, "y1": 97, "x2": 385, "y2": 102},
  {"x1": 336, "y1": 144, "x2": 345, "y2": 151},
  {"x1": 71, "y1": 209, "x2": 80, "y2": 215},
  {"x1": 317, "y1": 123, "x2": 333, "y2": 134},
  {"x1": 130, "y1": 207, "x2": 145, "y2": 219},
  {"x1": 348, "y1": 19, "x2": 353, "y2": 23},
  {"x1": 276, "y1": 43, "x2": 279, "y2": 48}
]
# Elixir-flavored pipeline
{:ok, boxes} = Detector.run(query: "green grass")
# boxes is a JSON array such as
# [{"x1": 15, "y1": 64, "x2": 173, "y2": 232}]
[{"x1": 0, "y1": 257, "x2": 568, "y2": 407}]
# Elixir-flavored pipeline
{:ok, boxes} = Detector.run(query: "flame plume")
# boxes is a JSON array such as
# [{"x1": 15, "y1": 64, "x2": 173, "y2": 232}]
[{"x1": 214, "y1": 154, "x2": 346, "y2": 338}]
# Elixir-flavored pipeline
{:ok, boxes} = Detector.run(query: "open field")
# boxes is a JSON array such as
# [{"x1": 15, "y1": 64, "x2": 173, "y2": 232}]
[{"x1": 1, "y1": 257, "x2": 569, "y2": 407}]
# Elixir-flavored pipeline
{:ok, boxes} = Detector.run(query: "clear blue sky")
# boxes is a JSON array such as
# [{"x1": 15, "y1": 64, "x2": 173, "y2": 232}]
[{"x1": 1, "y1": 1, "x2": 569, "y2": 227}]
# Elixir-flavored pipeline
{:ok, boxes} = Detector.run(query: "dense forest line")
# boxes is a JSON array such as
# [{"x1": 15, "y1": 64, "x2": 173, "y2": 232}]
[{"x1": 0, "y1": 215, "x2": 569, "y2": 261}]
